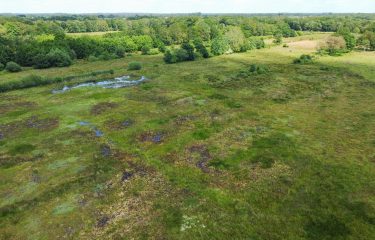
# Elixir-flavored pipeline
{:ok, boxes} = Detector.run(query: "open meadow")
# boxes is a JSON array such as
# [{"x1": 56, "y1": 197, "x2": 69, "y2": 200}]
[{"x1": 0, "y1": 32, "x2": 374, "y2": 239}]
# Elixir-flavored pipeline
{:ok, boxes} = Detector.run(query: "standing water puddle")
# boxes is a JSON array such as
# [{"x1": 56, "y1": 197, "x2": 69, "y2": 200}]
[
  {"x1": 52, "y1": 75, "x2": 147, "y2": 94},
  {"x1": 79, "y1": 121, "x2": 104, "y2": 137}
]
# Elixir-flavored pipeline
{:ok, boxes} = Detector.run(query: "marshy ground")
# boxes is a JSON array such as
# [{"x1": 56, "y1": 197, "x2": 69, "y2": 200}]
[{"x1": 0, "y1": 33, "x2": 374, "y2": 239}]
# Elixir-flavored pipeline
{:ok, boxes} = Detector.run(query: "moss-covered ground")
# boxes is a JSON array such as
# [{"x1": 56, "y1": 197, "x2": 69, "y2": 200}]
[{"x1": 0, "y1": 34, "x2": 374, "y2": 239}]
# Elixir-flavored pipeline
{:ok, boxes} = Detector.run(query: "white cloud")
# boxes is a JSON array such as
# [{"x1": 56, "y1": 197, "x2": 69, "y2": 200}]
[{"x1": 1, "y1": 0, "x2": 374, "y2": 13}]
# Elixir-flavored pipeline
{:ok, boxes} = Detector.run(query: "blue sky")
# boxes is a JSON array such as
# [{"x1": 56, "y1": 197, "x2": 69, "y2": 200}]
[{"x1": 1, "y1": 0, "x2": 374, "y2": 13}]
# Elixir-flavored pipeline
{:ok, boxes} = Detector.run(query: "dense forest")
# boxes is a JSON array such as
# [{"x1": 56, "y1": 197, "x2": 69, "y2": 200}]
[{"x1": 1, "y1": 14, "x2": 375, "y2": 71}]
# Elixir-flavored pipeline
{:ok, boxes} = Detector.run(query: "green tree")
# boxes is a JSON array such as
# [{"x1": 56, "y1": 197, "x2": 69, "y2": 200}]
[
  {"x1": 224, "y1": 26, "x2": 246, "y2": 52},
  {"x1": 194, "y1": 39, "x2": 209, "y2": 58},
  {"x1": 141, "y1": 45, "x2": 151, "y2": 55},
  {"x1": 175, "y1": 49, "x2": 189, "y2": 62},
  {"x1": 132, "y1": 35, "x2": 153, "y2": 51},
  {"x1": 211, "y1": 36, "x2": 229, "y2": 55},
  {"x1": 34, "y1": 48, "x2": 72, "y2": 69},
  {"x1": 181, "y1": 42, "x2": 195, "y2": 61},
  {"x1": 164, "y1": 49, "x2": 177, "y2": 64},
  {"x1": 273, "y1": 32, "x2": 283, "y2": 45},
  {"x1": 337, "y1": 28, "x2": 356, "y2": 50}
]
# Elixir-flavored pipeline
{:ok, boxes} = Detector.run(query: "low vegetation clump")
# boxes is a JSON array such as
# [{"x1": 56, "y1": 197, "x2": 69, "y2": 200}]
[
  {"x1": 0, "y1": 69, "x2": 115, "y2": 92},
  {"x1": 357, "y1": 31, "x2": 375, "y2": 51},
  {"x1": 5, "y1": 61, "x2": 22, "y2": 72},
  {"x1": 273, "y1": 33, "x2": 283, "y2": 44},
  {"x1": 293, "y1": 54, "x2": 314, "y2": 64},
  {"x1": 34, "y1": 48, "x2": 73, "y2": 69},
  {"x1": 164, "y1": 42, "x2": 199, "y2": 64},
  {"x1": 318, "y1": 36, "x2": 348, "y2": 56},
  {"x1": 141, "y1": 45, "x2": 151, "y2": 55},
  {"x1": 249, "y1": 64, "x2": 270, "y2": 74},
  {"x1": 127, "y1": 61, "x2": 142, "y2": 70},
  {"x1": 0, "y1": 63, "x2": 4, "y2": 71}
]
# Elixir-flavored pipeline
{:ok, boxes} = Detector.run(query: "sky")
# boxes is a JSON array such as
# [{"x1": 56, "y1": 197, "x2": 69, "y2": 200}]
[{"x1": 1, "y1": 0, "x2": 374, "y2": 14}]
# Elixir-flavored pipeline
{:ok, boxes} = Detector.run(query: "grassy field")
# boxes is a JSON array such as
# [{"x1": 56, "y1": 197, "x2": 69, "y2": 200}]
[{"x1": 0, "y1": 34, "x2": 374, "y2": 239}]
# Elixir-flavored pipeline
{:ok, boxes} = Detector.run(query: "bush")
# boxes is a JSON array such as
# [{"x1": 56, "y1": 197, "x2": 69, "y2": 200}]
[
  {"x1": 164, "y1": 50, "x2": 177, "y2": 64},
  {"x1": 88, "y1": 55, "x2": 99, "y2": 62},
  {"x1": 337, "y1": 28, "x2": 356, "y2": 50},
  {"x1": 0, "y1": 63, "x2": 4, "y2": 71},
  {"x1": 181, "y1": 42, "x2": 195, "y2": 61},
  {"x1": 115, "y1": 47, "x2": 126, "y2": 58},
  {"x1": 46, "y1": 48, "x2": 72, "y2": 67},
  {"x1": 319, "y1": 36, "x2": 347, "y2": 56},
  {"x1": 128, "y1": 61, "x2": 142, "y2": 70},
  {"x1": 141, "y1": 45, "x2": 151, "y2": 55},
  {"x1": 158, "y1": 44, "x2": 166, "y2": 53},
  {"x1": 249, "y1": 64, "x2": 269, "y2": 74},
  {"x1": 273, "y1": 33, "x2": 283, "y2": 44},
  {"x1": 5, "y1": 61, "x2": 22, "y2": 72},
  {"x1": 293, "y1": 54, "x2": 314, "y2": 64},
  {"x1": 98, "y1": 52, "x2": 117, "y2": 61},
  {"x1": 194, "y1": 39, "x2": 210, "y2": 58},
  {"x1": 175, "y1": 49, "x2": 189, "y2": 62},
  {"x1": 149, "y1": 49, "x2": 159, "y2": 55},
  {"x1": 34, "y1": 48, "x2": 73, "y2": 69},
  {"x1": 19, "y1": 75, "x2": 45, "y2": 87},
  {"x1": 247, "y1": 37, "x2": 266, "y2": 50}
]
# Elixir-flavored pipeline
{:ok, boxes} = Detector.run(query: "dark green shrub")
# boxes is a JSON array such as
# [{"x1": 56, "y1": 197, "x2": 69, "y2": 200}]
[
  {"x1": 5, "y1": 61, "x2": 22, "y2": 72},
  {"x1": 249, "y1": 64, "x2": 269, "y2": 74},
  {"x1": 0, "y1": 63, "x2": 4, "y2": 71},
  {"x1": 175, "y1": 49, "x2": 189, "y2": 62},
  {"x1": 115, "y1": 47, "x2": 126, "y2": 58},
  {"x1": 20, "y1": 75, "x2": 44, "y2": 87},
  {"x1": 46, "y1": 49, "x2": 72, "y2": 67},
  {"x1": 158, "y1": 44, "x2": 166, "y2": 53},
  {"x1": 181, "y1": 42, "x2": 195, "y2": 61},
  {"x1": 34, "y1": 48, "x2": 72, "y2": 69},
  {"x1": 273, "y1": 33, "x2": 283, "y2": 44},
  {"x1": 257, "y1": 38, "x2": 266, "y2": 49},
  {"x1": 163, "y1": 48, "x2": 189, "y2": 64},
  {"x1": 88, "y1": 55, "x2": 99, "y2": 62},
  {"x1": 98, "y1": 52, "x2": 117, "y2": 61},
  {"x1": 128, "y1": 61, "x2": 142, "y2": 70},
  {"x1": 194, "y1": 39, "x2": 210, "y2": 58},
  {"x1": 294, "y1": 54, "x2": 314, "y2": 64},
  {"x1": 164, "y1": 50, "x2": 177, "y2": 64},
  {"x1": 141, "y1": 45, "x2": 151, "y2": 55}
]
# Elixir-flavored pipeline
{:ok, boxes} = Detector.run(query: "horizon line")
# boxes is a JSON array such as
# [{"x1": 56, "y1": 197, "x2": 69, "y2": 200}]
[{"x1": 1, "y1": 12, "x2": 375, "y2": 15}]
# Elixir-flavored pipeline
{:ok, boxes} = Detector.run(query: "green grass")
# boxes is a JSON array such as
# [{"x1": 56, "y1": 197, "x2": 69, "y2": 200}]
[{"x1": 0, "y1": 33, "x2": 374, "y2": 239}]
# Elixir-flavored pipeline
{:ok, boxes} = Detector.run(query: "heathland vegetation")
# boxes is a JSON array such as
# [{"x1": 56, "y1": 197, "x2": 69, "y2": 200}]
[{"x1": 0, "y1": 13, "x2": 375, "y2": 240}]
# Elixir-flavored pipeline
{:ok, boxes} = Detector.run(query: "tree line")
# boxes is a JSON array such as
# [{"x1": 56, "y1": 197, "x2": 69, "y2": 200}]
[{"x1": 0, "y1": 15, "x2": 374, "y2": 71}]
